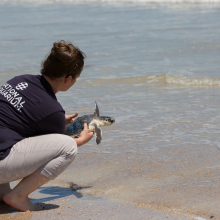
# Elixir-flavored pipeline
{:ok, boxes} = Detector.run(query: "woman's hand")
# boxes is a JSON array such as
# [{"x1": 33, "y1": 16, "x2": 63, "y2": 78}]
[
  {"x1": 74, "y1": 123, "x2": 94, "y2": 147},
  {"x1": 65, "y1": 112, "x2": 78, "y2": 125}
]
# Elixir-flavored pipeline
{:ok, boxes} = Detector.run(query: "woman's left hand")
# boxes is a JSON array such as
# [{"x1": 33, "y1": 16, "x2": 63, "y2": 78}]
[{"x1": 65, "y1": 112, "x2": 78, "y2": 125}]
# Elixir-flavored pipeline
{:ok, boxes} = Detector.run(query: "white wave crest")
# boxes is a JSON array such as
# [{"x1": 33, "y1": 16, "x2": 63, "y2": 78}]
[
  {"x1": 1, "y1": 0, "x2": 220, "y2": 3},
  {"x1": 165, "y1": 74, "x2": 220, "y2": 86},
  {"x1": 87, "y1": 74, "x2": 220, "y2": 87}
]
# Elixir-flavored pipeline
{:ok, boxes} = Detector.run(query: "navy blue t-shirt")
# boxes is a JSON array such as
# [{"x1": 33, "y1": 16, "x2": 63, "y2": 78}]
[{"x1": 0, "y1": 74, "x2": 66, "y2": 160}]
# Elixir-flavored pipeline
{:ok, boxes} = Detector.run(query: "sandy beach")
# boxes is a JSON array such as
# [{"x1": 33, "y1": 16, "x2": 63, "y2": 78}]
[{"x1": 0, "y1": 182, "x2": 192, "y2": 220}]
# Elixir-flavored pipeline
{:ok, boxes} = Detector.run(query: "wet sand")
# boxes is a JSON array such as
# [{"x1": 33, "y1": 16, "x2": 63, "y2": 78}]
[
  {"x1": 0, "y1": 184, "x2": 191, "y2": 220},
  {"x1": 51, "y1": 145, "x2": 220, "y2": 220}
]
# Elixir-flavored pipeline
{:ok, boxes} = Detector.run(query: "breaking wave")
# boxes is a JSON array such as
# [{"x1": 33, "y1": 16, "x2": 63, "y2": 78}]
[
  {"x1": 88, "y1": 74, "x2": 220, "y2": 87},
  {"x1": 1, "y1": 0, "x2": 220, "y2": 3},
  {"x1": 164, "y1": 74, "x2": 220, "y2": 86}
]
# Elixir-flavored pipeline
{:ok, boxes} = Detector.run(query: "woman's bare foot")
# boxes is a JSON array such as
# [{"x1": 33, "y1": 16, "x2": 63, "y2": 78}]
[
  {"x1": 1, "y1": 171, "x2": 49, "y2": 211},
  {"x1": 3, "y1": 193, "x2": 43, "y2": 212},
  {"x1": 0, "y1": 183, "x2": 12, "y2": 202}
]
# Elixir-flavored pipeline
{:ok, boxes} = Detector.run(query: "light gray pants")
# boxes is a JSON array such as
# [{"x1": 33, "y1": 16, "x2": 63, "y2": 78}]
[{"x1": 0, "y1": 134, "x2": 77, "y2": 184}]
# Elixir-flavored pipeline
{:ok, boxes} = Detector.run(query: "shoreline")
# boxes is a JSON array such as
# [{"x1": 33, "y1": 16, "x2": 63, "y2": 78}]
[
  {"x1": 0, "y1": 181, "x2": 206, "y2": 220},
  {"x1": 0, "y1": 183, "x2": 197, "y2": 220}
]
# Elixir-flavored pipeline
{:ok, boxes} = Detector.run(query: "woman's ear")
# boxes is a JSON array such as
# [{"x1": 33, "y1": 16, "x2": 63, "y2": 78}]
[{"x1": 64, "y1": 75, "x2": 73, "y2": 84}]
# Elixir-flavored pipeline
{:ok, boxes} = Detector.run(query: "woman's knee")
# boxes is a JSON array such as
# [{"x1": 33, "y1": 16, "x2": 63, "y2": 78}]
[{"x1": 59, "y1": 135, "x2": 78, "y2": 158}]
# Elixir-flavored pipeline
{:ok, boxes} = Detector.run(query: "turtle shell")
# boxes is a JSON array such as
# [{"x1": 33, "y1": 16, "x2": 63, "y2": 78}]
[{"x1": 65, "y1": 115, "x2": 94, "y2": 137}]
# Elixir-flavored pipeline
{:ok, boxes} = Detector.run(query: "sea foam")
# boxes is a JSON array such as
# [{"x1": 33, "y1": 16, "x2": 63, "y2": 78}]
[
  {"x1": 1, "y1": 0, "x2": 220, "y2": 4},
  {"x1": 87, "y1": 74, "x2": 220, "y2": 87}
]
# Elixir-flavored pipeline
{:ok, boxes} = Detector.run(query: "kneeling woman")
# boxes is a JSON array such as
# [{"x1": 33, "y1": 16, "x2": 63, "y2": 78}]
[{"x1": 0, "y1": 40, "x2": 94, "y2": 212}]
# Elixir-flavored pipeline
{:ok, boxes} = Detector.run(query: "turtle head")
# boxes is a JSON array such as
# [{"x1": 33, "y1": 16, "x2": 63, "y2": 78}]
[{"x1": 99, "y1": 116, "x2": 115, "y2": 126}]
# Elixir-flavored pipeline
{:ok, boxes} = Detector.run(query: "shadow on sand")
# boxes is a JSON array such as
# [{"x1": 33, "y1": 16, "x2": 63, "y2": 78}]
[{"x1": 0, "y1": 183, "x2": 91, "y2": 216}]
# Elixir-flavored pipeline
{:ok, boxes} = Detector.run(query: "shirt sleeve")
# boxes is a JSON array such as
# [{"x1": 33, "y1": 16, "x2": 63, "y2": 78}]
[{"x1": 35, "y1": 111, "x2": 66, "y2": 135}]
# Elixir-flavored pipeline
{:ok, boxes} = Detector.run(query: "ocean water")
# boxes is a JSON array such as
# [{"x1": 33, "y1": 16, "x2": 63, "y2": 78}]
[{"x1": 1, "y1": 1, "x2": 220, "y2": 219}]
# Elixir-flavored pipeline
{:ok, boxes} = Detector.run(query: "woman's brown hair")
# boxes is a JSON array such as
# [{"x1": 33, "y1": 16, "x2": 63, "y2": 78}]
[{"x1": 41, "y1": 40, "x2": 86, "y2": 80}]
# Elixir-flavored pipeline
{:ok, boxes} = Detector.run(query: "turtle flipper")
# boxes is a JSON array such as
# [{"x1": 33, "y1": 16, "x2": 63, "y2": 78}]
[
  {"x1": 94, "y1": 124, "x2": 102, "y2": 145},
  {"x1": 94, "y1": 101, "x2": 100, "y2": 117}
]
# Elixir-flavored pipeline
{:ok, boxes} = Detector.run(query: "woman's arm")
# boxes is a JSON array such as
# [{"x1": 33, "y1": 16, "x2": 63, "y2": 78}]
[
  {"x1": 35, "y1": 112, "x2": 66, "y2": 134},
  {"x1": 36, "y1": 112, "x2": 93, "y2": 147}
]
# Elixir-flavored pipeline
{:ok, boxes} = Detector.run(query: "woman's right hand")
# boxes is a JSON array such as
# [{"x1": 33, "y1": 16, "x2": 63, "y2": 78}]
[{"x1": 74, "y1": 123, "x2": 94, "y2": 147}]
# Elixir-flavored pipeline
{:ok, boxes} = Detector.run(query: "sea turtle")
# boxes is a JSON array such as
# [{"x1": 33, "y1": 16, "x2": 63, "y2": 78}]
[{"x1": 64, "y1": 102, "x2": 115, "y2": 144}]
